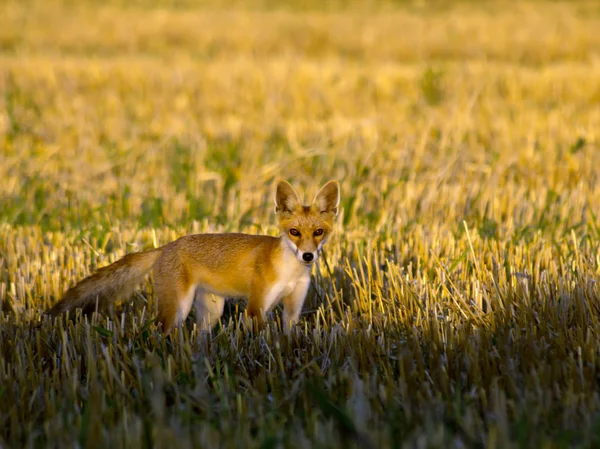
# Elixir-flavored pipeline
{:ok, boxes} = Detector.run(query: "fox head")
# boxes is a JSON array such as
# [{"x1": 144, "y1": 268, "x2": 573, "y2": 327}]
[{"x1": 275, "y1": 180, "x2": 340, "y2": 265}]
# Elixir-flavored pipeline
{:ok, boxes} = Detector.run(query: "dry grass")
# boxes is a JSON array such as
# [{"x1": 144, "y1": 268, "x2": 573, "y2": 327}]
[{"x1": 1, "y1": 0, "x2": 600, "y2": 447}]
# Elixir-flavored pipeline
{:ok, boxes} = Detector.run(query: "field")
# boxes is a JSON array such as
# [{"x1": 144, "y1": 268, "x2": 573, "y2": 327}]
[{"x1": 1, "y1": 0, "x2": 600, "y2": 447}]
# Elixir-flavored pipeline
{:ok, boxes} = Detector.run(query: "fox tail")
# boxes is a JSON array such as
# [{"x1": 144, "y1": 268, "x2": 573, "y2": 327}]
[{"x1": 47, "y1": 248, "x2": 163, "y2": 317}]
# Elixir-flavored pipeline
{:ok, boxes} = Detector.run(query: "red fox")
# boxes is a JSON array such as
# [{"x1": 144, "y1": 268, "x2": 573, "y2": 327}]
[{"x1": 47, "y1": 180, "x2": 340, "y2": 333}]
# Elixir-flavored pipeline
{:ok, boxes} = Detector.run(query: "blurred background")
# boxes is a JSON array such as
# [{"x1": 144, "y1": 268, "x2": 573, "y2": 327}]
[{"x1": 2, "y1": 0, "x2": 598, "y2": 233}]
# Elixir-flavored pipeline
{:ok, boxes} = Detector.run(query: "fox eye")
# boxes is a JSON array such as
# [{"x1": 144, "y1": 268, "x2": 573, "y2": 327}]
[
  {"x1": 289, "y1": 228, "x2": 300, "y2": 237},
  {"x1": 314, "y1": 229, "x2": 324, "y2": 236}
]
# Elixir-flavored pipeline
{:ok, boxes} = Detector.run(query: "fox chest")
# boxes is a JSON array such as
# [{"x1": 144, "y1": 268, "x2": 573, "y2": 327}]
[
  {"x1": 270, "y1": 261, "x2": 309, "y2": 297},
  {"x1": 262, "y1": 276, "x2": 307, "y2": 314},
  {"x1": 281, "y1": 279, "x2": 301, "y2": 297}
]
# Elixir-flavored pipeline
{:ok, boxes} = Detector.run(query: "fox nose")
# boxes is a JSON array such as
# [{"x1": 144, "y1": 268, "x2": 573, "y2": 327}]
[{"x1": 302, "y1": 252, "x2": 314, "y2": 262}]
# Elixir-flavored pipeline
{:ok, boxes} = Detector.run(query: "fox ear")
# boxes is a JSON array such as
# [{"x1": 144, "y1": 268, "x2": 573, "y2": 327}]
[
  {"x1": 312, "y1": 180, "x2": 340, "y2": 216},
  {"x1": 275, "y1": 181, "x2": 301, "y2": 214}
]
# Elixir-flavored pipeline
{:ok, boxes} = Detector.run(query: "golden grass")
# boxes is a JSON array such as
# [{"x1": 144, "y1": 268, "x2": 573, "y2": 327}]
[{"x1": 1, "y1": 0, "x2": 600, "y2": 447}]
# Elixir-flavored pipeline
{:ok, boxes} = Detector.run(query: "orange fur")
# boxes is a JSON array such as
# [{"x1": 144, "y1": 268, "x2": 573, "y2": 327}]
[{"x1": 47, "y1": 180, "x2": 341, "y2": 333}]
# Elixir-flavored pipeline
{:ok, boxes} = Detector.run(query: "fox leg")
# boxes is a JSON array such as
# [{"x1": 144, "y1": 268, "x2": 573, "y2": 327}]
[
  {"x1": 247, "y1": 281, "x2": 304, "y2": 330},
  {"x1": 246, "y1": 293, "x2": 266, "y2": 329},
  {"x1": 282, "y1": 278, "x2": 310, "y2": 332},
  {"x1": 193, "y1": 290, "x2": 225, "y2": 331},
  {"x1": 246, "y1": 284, "x2": 276, "y2": 328},
  {"x1": 155, "y1": 277, "x2": 196, "y2": 334}
]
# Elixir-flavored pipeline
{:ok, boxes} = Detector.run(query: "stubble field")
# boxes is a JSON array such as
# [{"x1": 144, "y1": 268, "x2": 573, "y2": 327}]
[{"x1": 1, "y1": 0, "x2": 600, "y2": 447}]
